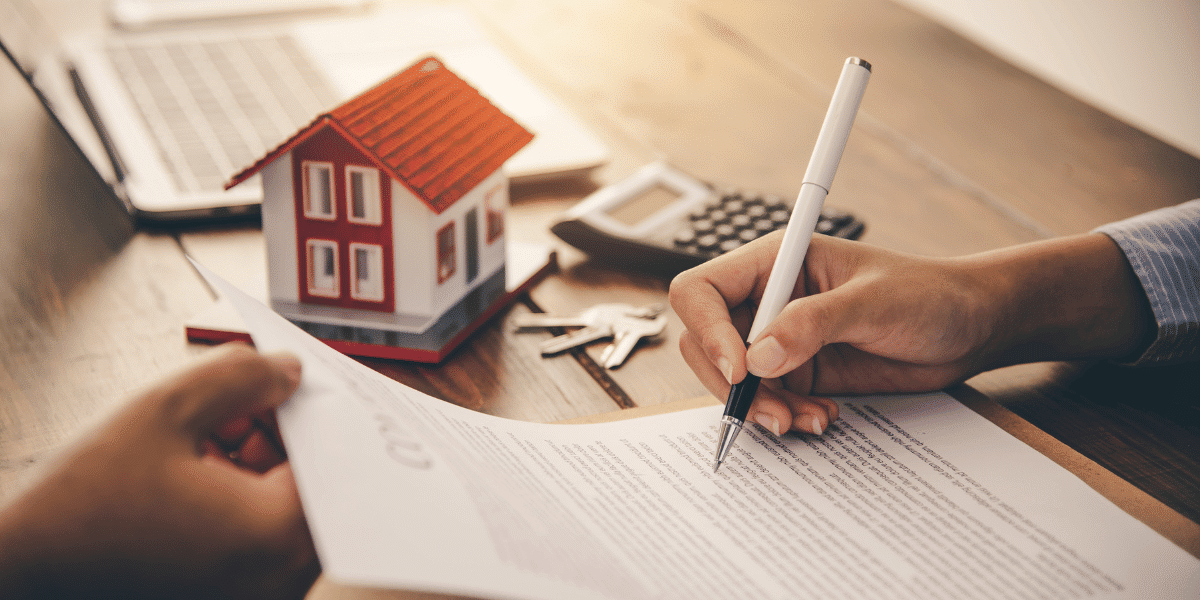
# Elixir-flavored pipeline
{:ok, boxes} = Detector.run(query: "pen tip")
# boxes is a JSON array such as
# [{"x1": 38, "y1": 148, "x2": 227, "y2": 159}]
[{"x1": 712, "y1": 461, "x2": 721, "y2": 473}]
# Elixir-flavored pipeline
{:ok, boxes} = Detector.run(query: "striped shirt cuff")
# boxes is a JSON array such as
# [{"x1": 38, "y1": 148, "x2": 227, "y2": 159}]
[{"x1": 1093, "y1": 199, "x2": 1200, "y2": 365}]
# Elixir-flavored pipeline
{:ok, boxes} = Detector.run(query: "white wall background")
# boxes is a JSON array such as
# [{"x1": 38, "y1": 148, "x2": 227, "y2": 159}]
[{"x1": 895, "y1": 0, "x2": 1200, "y2": 159}]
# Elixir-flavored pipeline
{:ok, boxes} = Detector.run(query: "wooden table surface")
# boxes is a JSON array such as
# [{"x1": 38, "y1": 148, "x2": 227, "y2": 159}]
[{"x1": 2, "y1": 0, "x2": 1199, "y2": 575}]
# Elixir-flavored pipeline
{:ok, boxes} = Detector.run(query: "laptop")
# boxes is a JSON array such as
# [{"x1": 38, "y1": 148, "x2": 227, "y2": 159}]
[{"x1": 0, "y1": 0, "x2": 610, "y2": 222}]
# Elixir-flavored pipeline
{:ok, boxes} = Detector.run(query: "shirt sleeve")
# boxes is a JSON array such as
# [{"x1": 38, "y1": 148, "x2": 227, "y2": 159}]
[{"x1": 1093, "y1": 198, "x2": 1200, "y2": 365}]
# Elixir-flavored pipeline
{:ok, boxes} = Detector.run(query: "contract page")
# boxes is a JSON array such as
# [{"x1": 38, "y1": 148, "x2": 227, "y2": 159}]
[{"x1": 199, "y1": 261, "x2": 1200, "y2": 600}]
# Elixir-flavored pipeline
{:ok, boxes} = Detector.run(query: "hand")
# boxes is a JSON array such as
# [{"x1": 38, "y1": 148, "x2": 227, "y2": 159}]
[
  {"x1": 0, "y1": 344, "x2": 320, "y2": 600},
  {"x1": 669, "y1": 232, "x2": 1154, "y2": 438}
]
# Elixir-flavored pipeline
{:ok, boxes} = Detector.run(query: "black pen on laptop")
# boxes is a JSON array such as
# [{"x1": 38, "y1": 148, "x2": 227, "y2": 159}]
[{"x1": 713, "y1": 57, "x2": 871, "y2": 473}]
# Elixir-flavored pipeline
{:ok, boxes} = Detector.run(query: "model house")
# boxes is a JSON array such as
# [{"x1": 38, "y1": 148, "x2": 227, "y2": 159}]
[{"x1": 225, "y1": 56, "x2": 534, "y2": 360}]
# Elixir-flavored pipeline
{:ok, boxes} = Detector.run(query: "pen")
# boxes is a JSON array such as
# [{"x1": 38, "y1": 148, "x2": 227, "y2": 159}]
[{"x1": 713, "y1": 57, "x2": 870, "y2": 472}]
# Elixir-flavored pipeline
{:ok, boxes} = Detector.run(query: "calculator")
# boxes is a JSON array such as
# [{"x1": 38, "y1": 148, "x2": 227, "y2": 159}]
[{"x1": 550, "y1": 162, "x2": 864, "y2": 273}]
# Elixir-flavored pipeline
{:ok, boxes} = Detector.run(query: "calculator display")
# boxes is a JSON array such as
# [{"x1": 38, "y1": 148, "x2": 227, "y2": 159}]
[{"x1": 604, "y1": 183, "x2": 682, "y2": 227}]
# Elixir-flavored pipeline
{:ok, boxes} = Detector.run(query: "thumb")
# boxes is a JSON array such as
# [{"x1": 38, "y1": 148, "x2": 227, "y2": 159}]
[
  {"x1": 161, "y1": 344, "x2": 302, "y2": 440},
  {"x1": 745, "y1": 282, "x2": 870, "y2": 379}
]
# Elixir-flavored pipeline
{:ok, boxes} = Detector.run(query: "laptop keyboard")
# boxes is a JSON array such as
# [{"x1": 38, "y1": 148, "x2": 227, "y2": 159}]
[{"x1": 106, "y1": 31, "x2": 338, "y2": 194}]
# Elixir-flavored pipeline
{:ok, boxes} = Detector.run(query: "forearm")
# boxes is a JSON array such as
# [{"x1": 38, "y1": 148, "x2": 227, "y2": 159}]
[{"x1": 970, "y1": 232, "x2": 1156, "y2": 367}]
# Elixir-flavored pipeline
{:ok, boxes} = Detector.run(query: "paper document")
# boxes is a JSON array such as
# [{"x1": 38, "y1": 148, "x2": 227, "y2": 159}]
[{"x1": 195, "y1": 262, "x2": 1200, "y2": 599}]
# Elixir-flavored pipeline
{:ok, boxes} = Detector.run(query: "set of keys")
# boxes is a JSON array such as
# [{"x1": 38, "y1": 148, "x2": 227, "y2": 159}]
[{"x1": 513, "y1": 303, "x2": 669, "y2": 368}]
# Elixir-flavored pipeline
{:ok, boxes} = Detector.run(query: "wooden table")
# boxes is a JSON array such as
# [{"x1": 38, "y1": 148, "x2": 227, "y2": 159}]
[{"x1": 3, "y1": 0, "x2": 1199, "y2": 578}]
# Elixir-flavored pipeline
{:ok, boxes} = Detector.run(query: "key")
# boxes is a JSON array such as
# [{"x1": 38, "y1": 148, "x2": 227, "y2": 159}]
[
  {"x1": 598, "y1": 314, "x2": 668, "y2": 368},
  {"x1": 513, "y1": 302, "x2": 662, "y2": 330},
  {"x1": 539, "y1": 323, "x2": 615, "y2": 355},
  {"x1": 517, "y1": 302, "x2": 667, "y2": 358}
]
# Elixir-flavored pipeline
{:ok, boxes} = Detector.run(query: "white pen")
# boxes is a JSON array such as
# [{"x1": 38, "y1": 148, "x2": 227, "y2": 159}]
[{"x1": 713, "y1": 57, "x2": 871, "y2": 472}]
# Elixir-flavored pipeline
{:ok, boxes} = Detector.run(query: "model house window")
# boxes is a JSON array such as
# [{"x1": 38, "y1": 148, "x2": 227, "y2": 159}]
[
  {"x1": 306, "y1": 239, "x2": 339, "y2": 297},
  {"x1": 350, "y1": 243, "x2": 384, "y2": 301},
  {"x1": 346, "y1": 166, "x2": 382, "y2": 225},
  {"x1": 485, "y1": 184, "x2": 504, "y2": 243},
  {"x1": 436, "y1": 221, "x2": 456, "y2": 284},
  {"x1": 303, "y1": 162, "x2": 335, "y2": 219}
]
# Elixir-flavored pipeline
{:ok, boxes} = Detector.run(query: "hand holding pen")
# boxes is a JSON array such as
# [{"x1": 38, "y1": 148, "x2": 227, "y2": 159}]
[
  {"x1": 669, "y1": 57, "x2": 872, "y2": 471},
  {"x1": 670, "y1": 55, "x2": 1156, "y2": 471}
]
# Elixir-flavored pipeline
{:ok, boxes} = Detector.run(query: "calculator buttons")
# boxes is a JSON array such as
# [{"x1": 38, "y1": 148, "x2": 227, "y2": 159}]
[
  {"x1": 763, "y1": 195, "x2": 787, "y2": 209},
  {"x1": 695, "y1": 234, "x2": 721, "y2": 252},
  {"x1": 671, "y1": 189, "x2": 863, "y2": 260}
]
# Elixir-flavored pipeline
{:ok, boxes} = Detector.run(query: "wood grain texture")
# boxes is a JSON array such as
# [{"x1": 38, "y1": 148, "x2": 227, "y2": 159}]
[
  {"x1": 467, "y1": 0, "x2": 1052, "y2": 256},
  {"x1": 0, "y1": 58, "x2": 215, "y2": 498},
  {"x1": 688, "y1": 0, "x2": 1200, "y2": 234}
]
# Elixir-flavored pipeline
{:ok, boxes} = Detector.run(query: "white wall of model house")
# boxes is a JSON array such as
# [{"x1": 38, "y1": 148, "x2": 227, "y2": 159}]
[{"x1": 260, "y1": 151, "x2": 507, "y2": 322}]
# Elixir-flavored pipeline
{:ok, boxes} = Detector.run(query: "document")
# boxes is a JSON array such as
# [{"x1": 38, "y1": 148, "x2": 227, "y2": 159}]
[{"x1": 197, "y1": 262, "x2": 1200, "y2": 600}]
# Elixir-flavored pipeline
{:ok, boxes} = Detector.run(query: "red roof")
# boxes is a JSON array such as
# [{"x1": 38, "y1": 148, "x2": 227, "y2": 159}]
[{"x1": 226, "y1": 56, "x2": 533, "y2": 214}]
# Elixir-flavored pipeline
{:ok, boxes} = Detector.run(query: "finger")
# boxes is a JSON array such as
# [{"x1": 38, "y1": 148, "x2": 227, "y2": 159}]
[
  {"x1": 745, "y1": 373, "x2": 837, "y2": 437},
  {"x1": 254, "y1": 412, "x2": 289, "y2": 460},
  {"x1": 779, "y1": 368, "x2": 841, "y2": 424},
  {"x1": 746, "y1": 280, "x2": 875, "y2": 379},
  {"x1": 772, "y1": 357, "x2": 841, "y2": 426},
  {"x1": 235, "y1": 463, "x2": 314, "y2": 554},
  {"x1": 210, "y1": 429, "x2": 288, "y2": 471},
  {"x1": 160, "y1": 344, "x2": 302, "y2": 440},
  {"x1": 678, "y1": 329, "x2": 735, "y2": 400},
  {"x1": 193, "y1": 457, "x2": 317, "y2": 574},
  {"x1": 200, "y1": 438, "x2": 225, "y2": 458},
  {"x1": 195, "y1": 454, "x2": 307, "y2": 536},
  {"x1": 213, "y1": 414, "x2": 255, "y2": 449},
  {"x1": 236, "y1": 428, "x2": 287, "y2": 474},
  {"x1": 255, "y1": 407, "x2": 279, "y2": 430},
  {"x1": 686, "y1": 328, "x2": 836, "y2": 437},
  {"x1": 246, "y1": 465, "x2": 322, "y2": 598},
  {"x1": 670, "y1": 234, "x2": 782, "y2": 383},
  {"x1": 670, "y1": 271, "x2": 752, "y2": 385},
  {"x1": 778, "y1": 388, "x2": 840, "y2": 434}
]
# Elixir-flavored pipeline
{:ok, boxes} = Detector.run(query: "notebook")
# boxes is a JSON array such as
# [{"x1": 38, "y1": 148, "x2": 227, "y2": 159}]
[{"x1": 0, "y1": 0, "x2": 609, "y2": 222}]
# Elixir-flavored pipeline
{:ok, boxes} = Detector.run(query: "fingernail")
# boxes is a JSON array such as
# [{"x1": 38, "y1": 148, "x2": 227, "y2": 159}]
[
  {"x1": 716, "y1": 356, "x2": 733, "y2": 384},
  {"x1": 746, "y1": 336, "x2": 786, "y2": 376},
  {"x1": 753, "y1": 413, "x2": 781, "y2": 436},
  {"x1": 811, "y1": 416, "x2": 824, "y2": 436}
]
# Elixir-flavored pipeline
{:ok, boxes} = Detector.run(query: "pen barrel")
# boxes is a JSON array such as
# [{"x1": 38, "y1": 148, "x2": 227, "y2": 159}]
[
  {"x1": 745, "y1": 57, "x2": 869, "y2": 344},
  {"x1": 723, "y1": 374, "x2": 762, "y2": 421},
  {"x1": 802, "y1": 58, "x2": 871, "y2": 191},
  {"x1": 747, "y1": 183, "x2": 827, "y2": 342}
]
